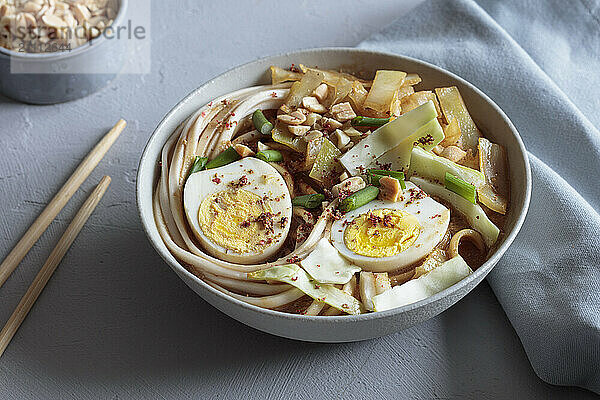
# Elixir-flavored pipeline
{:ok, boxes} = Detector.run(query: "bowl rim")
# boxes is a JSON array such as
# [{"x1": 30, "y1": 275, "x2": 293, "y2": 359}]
[
  {"x1": 0, "y1": 0, "x2": 128, "y2": 60},
  {"x1": 136, "y1": 47, "x2": 532, "y2": 323}
]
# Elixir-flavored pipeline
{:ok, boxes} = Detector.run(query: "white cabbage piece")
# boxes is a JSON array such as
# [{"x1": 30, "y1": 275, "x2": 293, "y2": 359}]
[
  {"x1": 372, "y1": 256, "x2": 472, "y2": 312},
  {"x1": 249, "y1": 264, "x2": 364, "y2": 315},
  {"x1": 340, "y1": 101, "x2": 437, "y2": 176},
  {"x1": 300, "y1": 238, "x2": 361, "y2": 284}
]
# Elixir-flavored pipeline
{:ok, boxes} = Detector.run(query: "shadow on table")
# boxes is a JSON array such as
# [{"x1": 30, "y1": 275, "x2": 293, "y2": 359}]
[
  {"x1": 439, "y1": 285, "x2": 597, "y2": 399},
  {"x1": 0, "y1": 93, "x2": 17, "y2": 104},
  {"x1": 7, "y1": 223, "x2": 597, "y2": 399}
]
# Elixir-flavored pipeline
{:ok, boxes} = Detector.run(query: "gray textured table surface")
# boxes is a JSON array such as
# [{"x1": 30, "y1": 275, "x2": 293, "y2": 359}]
[{"x1": 0, "y1": 1, "x2": 596, "y2": 399}]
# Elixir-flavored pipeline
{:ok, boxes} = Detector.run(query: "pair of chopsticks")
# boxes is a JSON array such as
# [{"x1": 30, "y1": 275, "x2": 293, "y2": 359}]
[{"x1": 0, "y1": 119, "x2": 127, "y2": 358}]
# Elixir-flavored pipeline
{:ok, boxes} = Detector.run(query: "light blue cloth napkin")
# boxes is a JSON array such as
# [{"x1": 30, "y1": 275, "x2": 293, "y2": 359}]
[{"x1": 360, "y1": 0, "x2": 600, "y2": 393}]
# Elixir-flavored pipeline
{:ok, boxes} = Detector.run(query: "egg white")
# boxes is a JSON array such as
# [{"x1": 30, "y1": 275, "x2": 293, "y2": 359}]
[
  {"x1": 183, "y1": 157, "x2": 292, "y2": 264},
  {"x1": 330, "y1": 181, "x2": 450, "y2": 272}
]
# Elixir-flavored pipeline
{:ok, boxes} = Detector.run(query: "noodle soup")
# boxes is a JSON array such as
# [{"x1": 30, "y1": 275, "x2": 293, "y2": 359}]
[{"x1": 153, "y1": 64, "x2": 510, "y2": 316}]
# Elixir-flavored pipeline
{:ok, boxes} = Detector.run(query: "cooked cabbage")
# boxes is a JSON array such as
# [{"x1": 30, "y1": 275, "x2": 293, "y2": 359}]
[
  {"x1": 249, "y1": 264, "x2": 365, "y2": 314},
  {"x1": 300, "y1": 238, "x2": 361, "y2": 284},
  {"x1": 408, "y1": 146, "x2": 486, "y2": 189},
  {"x1": 435, "y1": 86, "x2": 481, "y2": 150},
  {"x1": 373, "y1": 118, "x2": 444, "y2": 171},
  {"x1": 340, "y1": 101, "x2": 437, "y2": 176},
  {"x1": 363, "y1": 70, "x2": 407, "y2": 113},
  {"x1": 478, "y1": 138, "x2": 509, "y2": 214},
  {"x1": 372, "y1": 256, "x2": 472, "y2": 311},
  {"x1": 410, "y1": 177, "x2": 500, "y2": 247}
]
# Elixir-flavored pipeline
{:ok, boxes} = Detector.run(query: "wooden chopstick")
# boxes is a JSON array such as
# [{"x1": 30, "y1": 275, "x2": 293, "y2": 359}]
[
  {"x1": 0, "y1": 176, "x2": 111, "y2": 358},
  {"x1": 0, "y1": 119, "x2": 126, "y2": 289}
]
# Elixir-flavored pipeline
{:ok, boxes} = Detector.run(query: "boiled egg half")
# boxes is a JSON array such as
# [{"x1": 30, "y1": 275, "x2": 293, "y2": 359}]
[
  {"x1": 331, "y1": 181, "x2": 449, "y2": 272},
  {"x1": 183, "y1": 157, "x2": 292, "y2": 264}
]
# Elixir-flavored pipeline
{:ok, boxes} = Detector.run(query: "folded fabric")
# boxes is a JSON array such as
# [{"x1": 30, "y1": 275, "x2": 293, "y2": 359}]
[{"x1": 359, "y1": 0, "x2": 600, "y2": 393}]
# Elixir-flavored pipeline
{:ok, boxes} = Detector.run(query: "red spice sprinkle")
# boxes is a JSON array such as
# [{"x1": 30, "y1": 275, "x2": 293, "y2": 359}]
[
  {"x1": 342, "y1": 303, "x2": 349, "y2": 309},
  {"x1": 211, "y1": 174, "x2": 221, "y2": 184},
  {"x1": 431, "y1": 214, "x2": 441, "y2": 219},
  {"x1": 279, "y1": 216, "x2": 288, "y2": 229},
  {"x1": 314, "y1": 284, "x2": 321, "y2": 289},
  {"x1": 201, "y1": 111, "x2": 206, "y2": 117},
  {"x1": 229, "y1": 175, "x2": 249, "y2": 188},
  {"x1": 382, "y1": 214, "x2": 394, "y2": 227},
  {"x1": 374, "y1": 160, "x2": 392, "y2": 170},
  {"x1": 287, "y1": 255, "x2": 301, "y2": 263},
  {"x1": 291, "y1": 276, "x2": 298, "y2": 281},
  {"x1": 270, "y1": 91, "x2": 277, "y2": 98},
  {"x1": 316, "y1": 264, "x2": 321, "y2": 268},
  {"x1": 257, "y1": 238, "x2": 273, "y2": 246},
  {"x1": 416, "y1": 134, "x2": 434, "y2": 146},
  {"x1": 255, "y1": 212, "x2": 275, "y2": 233}
]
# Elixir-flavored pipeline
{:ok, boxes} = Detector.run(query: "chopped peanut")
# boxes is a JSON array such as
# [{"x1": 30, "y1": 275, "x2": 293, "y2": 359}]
[
  {"x1": 321, "y1": 117, "x2": 343, "y2": 131},
  {"x1": 233, "y1": 144, "x2": 255, "y2": 158},
  {"x1": 343, "y1": 126, "x2": 362, "y2": 137},
  {"x1": 279, "y1": 104, "x2": 293, "y2": 115},
  {"x1": 288, "y1": 125, "x2": 310, "y2": 136},
  {"x1": 277, "y1": 110, "x2": 306, "y2": 125},
  {"x1": 304, "y1": 130, "x2": 324, "y2": 141},
  {"x1": 332, "y1": 177, "x2": 366, "y2": 198},
  {"x1": 257, "y1": 142, "x2": 271, "y2": 152},
  {"x1": 302, "y1": 96, "x2": 327, "y2": 113},
  {"x1": 330, "y1": 102, "x2": 357, "y2": 122},
  {"x1": 305, "y1": 112, "x2": 322, "y2": 127},
  {"x1": 378, "y1": 176, "x2": 402, "y2": 202},
  {"x1": 331, "y1": 129, "x2": 350, "y2": 149},
  {"x1": 313, "y1": 83, "x2": 329, "y2": 102}
]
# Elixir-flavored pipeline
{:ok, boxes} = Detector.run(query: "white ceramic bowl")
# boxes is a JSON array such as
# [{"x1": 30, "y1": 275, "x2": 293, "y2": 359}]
[{"x1": 136, "y1": 48, "x2": 531, "y2": 342}]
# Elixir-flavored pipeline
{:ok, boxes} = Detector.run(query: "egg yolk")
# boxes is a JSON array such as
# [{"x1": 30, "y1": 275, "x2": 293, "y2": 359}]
[
  {"x1": 344, "y1": 209, "x2": 421, "y2": 258},
  {"x1": 198, "y1": 189, "x2": 274, "y2": 254}
]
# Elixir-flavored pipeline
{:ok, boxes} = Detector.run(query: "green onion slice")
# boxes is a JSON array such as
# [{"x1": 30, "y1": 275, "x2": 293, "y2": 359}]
[
  {"x1": 188, "y1": 156, "x2": 208, "y2": 177},
  {"x1": 256, "y1": 150, "x2": 283, "y2": 163},
  {"x1": 339, "y1": 186, "x2": 380, "y2": 213},
  {"x1": 292, "y1": 193, "x2": 325, "y2": 209},
  {"x1": 444, "y1": 172, "x2": 476, "y2": 204},
  {"x1": 252, "y1": 109, "x2": 274, "y2": 135},
  {"x1": 368, "y1": 169, "x2": 406, "y2": 190},
  {"x1": 205, "y1": 147, "x2": 241, "y2": 170}
]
